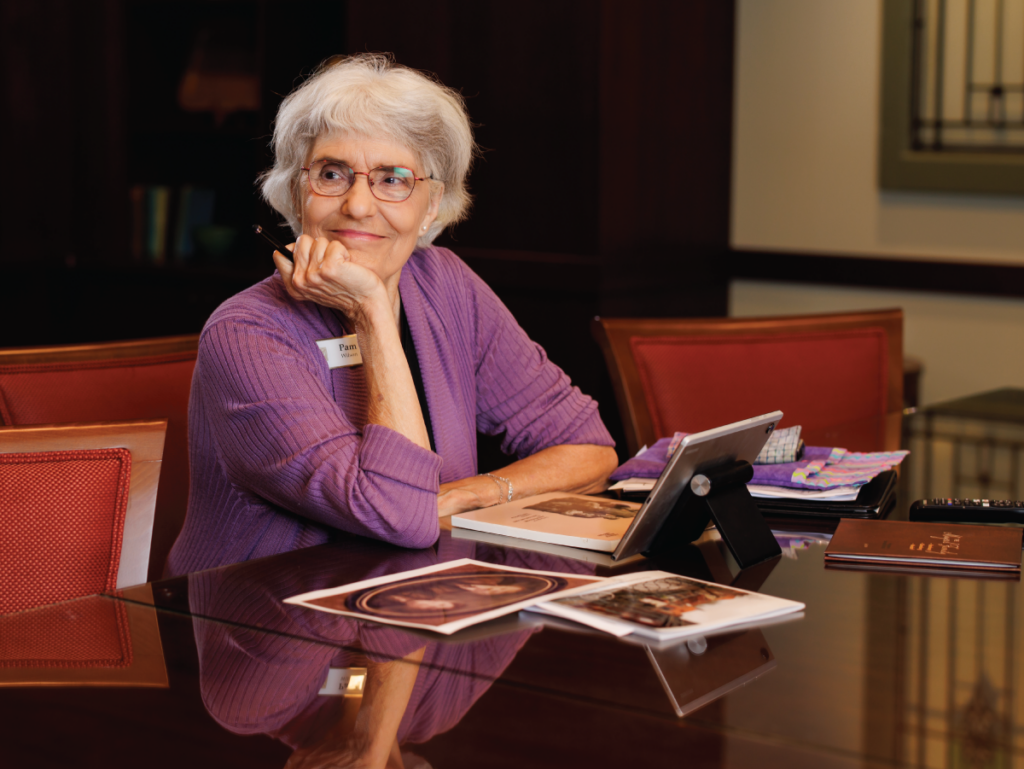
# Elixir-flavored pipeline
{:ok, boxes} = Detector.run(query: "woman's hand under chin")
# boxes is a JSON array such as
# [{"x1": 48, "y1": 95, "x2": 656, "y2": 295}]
[{"x1": 273, "y1": 234, "x2": 393, "y2": 321}]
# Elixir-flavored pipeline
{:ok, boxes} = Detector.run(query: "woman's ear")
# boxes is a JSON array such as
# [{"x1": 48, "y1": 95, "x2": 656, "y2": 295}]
[{"x1": 426, "y1": 181, "x2": 444, "y2": 225}]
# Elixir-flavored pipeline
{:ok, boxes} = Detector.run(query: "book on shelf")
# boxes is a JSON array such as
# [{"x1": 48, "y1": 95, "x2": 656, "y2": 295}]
[
  {"x1": 128, "y1": 184, "x2": 215, "y2": 264},
  {"x1": 173, "y1": 186, "x2": 216, "y2": 260},
  {"x1": 129, "y1": 185, "x2": 146, "y2": 260},
  {"x1": 450, "y1": 492, "x2": 642, "y2": 553},
  {"x1": 147, "y1": 185, "x2": 171, "y2": 265},
  {"x1": 824, "y1": 519, "x2": 1023, "y2": 572},
  {"x1": 525, "y1": 570, "x2": 804, "y2": 641}
]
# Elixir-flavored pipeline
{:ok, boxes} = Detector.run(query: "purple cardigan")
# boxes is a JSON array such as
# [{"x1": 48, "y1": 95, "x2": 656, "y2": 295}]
[{"x1": 166, "y1": 247, "x2": 613, "y2": 575}]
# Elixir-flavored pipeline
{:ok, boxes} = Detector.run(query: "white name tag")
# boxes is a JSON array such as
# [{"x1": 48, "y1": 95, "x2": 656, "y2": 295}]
[
  {"x1": 318, "y1": 667, "x2": 367, "y2": 696},
  {"x1": 316, "y1": 334, "x2": 363, "y2": 368}
]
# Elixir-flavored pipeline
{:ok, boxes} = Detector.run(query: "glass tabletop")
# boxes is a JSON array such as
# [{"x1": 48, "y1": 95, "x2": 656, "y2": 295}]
[{"x1": 4, "y1": 408, "x2": 1023, "y2": 767}]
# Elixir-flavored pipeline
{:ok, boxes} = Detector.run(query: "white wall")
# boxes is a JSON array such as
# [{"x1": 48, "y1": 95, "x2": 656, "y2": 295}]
[
  {"x1": 731, "y1": 0, "x2": 1024, "y2": 405},
  {"x1": 732, "y1": 0, "x2": 1024, "y2": 264}
]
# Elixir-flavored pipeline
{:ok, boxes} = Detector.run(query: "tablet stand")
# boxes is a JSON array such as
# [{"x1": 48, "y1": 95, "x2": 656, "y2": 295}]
[
  {"x1": 647, "y1": 539, "x2": 781, "y2": 591},
  {"x1": 645, "y1": 459, "x2": 782, "y2": 569}
]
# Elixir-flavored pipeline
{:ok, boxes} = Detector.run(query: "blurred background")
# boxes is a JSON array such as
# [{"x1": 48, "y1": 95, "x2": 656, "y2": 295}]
[{"x1": 3, "y1": 0, "x2": 1024, "y2": 455}]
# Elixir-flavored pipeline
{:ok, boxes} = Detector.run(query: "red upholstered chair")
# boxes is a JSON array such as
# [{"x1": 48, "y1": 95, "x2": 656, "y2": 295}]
[
  {"x1": 0, "y1": 589, "x2": 169, "y2": 687},
  {"x1": 0, "y1": 335, "x2": 198, "y2": 580},
  {"x1": 0, "y1": 420, "x2": 166, "y2": 615},
  {"x1": 591, "y1": 310, "x2": 904, "y2": 456}
]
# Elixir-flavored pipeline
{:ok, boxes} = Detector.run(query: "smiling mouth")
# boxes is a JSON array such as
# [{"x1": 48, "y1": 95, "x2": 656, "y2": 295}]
[{"x1": 335, "y1": 229, "x2": 385, "y2": 240}]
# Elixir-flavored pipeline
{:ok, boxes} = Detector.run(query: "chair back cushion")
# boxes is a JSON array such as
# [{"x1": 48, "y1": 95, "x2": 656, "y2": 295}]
[
  {"x1": 0, "y1": 448, "x2": 131, "y2": 614},
  {"x1": 0, "y1": 349, "x2": 195, "y2": 580},
  {"x1": 0, "y1": 599, "x2": 132, "y2": 668},
  {"x1": 630, "y1": 328, "x2": 889, "y2": 440}
]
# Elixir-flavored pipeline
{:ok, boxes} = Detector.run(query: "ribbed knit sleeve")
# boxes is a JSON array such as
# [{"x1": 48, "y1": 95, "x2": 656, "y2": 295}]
[
  {"x1": 167, "y1": 247, "x2": 615, "y2": 576},
  {"x1": 458, "y1": 261, "x2": 614, "y2": 458},
  {"x1": 196, "y1": 311, "x2": 441, "y2": 550}
]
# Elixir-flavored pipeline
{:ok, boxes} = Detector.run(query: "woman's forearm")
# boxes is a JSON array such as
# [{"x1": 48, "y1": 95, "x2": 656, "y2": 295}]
[
  {"x1": 273, "y1": 238, "x2": 430, "y2": 453},
  {"x1": 351, "y1": 296, "x2": 431, "y2": 453},
  {"x1": 438, "y1": 443, "x2": 618, "y2": 517},
  {"x1": 495, "y1": 443, "x2": 619, "y2": 497}
]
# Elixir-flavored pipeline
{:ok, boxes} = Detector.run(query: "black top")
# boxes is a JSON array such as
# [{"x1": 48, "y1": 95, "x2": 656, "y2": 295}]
[{"x1": 400, "y1": 306, "x2": 436, "y2": 452}]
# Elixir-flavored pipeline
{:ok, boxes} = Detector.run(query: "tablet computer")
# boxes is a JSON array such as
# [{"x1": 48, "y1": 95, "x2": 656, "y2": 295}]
[{"x1": 612, "y1": 411, "x2": 784, "y2": 561}]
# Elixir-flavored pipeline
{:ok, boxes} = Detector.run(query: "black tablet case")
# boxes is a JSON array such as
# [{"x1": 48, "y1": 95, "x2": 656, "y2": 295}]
[{"x1": 753, "y1": 470, "x2": 897, "y2": 519}]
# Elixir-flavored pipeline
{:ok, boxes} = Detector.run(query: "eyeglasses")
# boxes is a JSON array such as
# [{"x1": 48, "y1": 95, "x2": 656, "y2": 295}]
[{"x1": 301, "y1": 159, "x2": 427, "y2": 202}]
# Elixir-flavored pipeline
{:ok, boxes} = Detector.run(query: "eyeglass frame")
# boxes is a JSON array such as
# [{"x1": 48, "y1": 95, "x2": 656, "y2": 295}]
[{"x1": 300, "y1": 158, "x2": 430, "y2": 202}]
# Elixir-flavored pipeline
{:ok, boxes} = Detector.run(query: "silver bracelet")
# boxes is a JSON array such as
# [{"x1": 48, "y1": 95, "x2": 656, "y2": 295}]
[
  {"x1": 482, "y1": 474, "x2": 504, "y2": 504},
  {"x1": 484, "y1": 472, "x2": 513, "y2": 503}
]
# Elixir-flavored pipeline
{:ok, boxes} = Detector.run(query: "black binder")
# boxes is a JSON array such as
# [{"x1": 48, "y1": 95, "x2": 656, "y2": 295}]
[{"x1": 753, "y1": 470, "x2": 897, "y2": 519}]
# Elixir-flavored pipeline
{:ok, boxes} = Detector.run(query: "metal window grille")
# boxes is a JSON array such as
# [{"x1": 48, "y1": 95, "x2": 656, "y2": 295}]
[
  {"x1": 913, "y1": 0, "x2": 1024, "y2": 151},
  {"x1": 898, "y1": 577, "x2": 1021, "y2": 768}
]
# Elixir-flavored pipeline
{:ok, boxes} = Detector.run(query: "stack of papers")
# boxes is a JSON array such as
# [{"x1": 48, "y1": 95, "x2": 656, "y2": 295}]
[
  {"x1": 609, "y1": 435, "x2": 908, "y2": 500},
  {"x1": 608, "y1": 478, "x2": 860, "y2": 501},
  {"x1": 284, "y1": 559, "x2": 806, "y2": 641}
]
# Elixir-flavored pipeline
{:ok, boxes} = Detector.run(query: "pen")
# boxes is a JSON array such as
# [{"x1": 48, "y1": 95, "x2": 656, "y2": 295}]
[{"x1": 253, "y1": 224, "x2": 294, "y2": 261}]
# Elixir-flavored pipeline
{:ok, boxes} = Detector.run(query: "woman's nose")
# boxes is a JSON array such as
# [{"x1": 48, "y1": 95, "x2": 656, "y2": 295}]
[{"x1": 341, "y1": 174, "x2": 377, "y2": 217}]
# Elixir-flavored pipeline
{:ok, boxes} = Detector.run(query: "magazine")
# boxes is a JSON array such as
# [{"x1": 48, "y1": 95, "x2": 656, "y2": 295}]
[
  {"x1": 451, "y1": 527, "x2": 646, "y2": 568},
  {"x1": 283, "y1": 558, "x2": 606, "y2": 635},
  {"x1": 525, "y1": 570, "x2": 804, "y2": 641},
  {"x1": 451, "y1": 492, "x2": 642, "y2": 552}
]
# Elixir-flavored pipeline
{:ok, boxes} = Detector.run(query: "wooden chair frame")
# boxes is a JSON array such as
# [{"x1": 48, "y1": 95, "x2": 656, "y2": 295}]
[
  {"x1": 0, "y1": 335, "x2": 198, "y2": 581},
  {"x1": 0, "y1": 335, "x2": 199, "y2": 367},
  {"x1": 0, "y1": 419, "x2": 167, "y2": 589},
  {"x1": 591, "y1": 310, "x2": 904, "y2": 457}
]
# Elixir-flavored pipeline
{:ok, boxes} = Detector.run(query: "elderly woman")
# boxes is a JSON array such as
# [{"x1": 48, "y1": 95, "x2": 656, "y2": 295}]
[{"x1": 166, "y1": 54, "x2": 617, "y2": 576}]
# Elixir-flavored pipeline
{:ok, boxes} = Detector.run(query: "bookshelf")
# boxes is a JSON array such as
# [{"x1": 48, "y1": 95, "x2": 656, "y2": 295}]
[{"x1": 121, "y1": 0, "x2": 345, "y2": 270}]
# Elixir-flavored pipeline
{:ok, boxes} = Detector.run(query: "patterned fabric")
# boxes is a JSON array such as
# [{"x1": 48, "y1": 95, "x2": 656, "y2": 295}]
[
  {"x1": 666, "y1": 432, "x2": 686, "y2": 458},
  {"x1": 789, "y1": 449, "x2": 908, "y2": 489},
  {"x1": 1, "y1": 448, "x2": 130, "y2": 615},
  {"x1": 167, "y1": 247, "x2": 614, "y2": 575},
  {"x1": 755, "y1": 425, "x2": 805, "y2": 465},
  {"x1": 609, "y1": 436, "x2": 907, "y2": 490},
  {"x1": 0, "y1": 350, "x2": 196, "y2": 583}
]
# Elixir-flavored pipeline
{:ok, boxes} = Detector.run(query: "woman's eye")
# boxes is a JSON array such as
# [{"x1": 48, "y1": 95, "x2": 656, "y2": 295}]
[
  {"x1": 377, "y1": 168, "x2": 413, "y2": 187},
  {"x1": 315, "y1": 162, "x2": 352, "y2": 183}
]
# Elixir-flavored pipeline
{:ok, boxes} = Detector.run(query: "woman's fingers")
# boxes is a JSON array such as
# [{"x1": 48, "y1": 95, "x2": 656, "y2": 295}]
[
  {"x1": 276, "y1": 235, "x2": 386, "y2": 312},
  {"x1": 309, "y1": 237, "x2": 331, "y2": 278},
  {"x1": 285, "y1": 234, "x2": 313, "y2": 293},
  {"x1": 272, "y1": 249, "x2": 294, "y2": 281},
  {"x1": 297, "y1": 236, "x2": 343, "y2": 290},
  {"x1": 272, "y1": 240, "x2": 299, "y2": 295}
]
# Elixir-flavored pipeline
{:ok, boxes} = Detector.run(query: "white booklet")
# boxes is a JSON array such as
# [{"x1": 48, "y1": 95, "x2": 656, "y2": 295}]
[
  {"x1": 283, "y1": 558, "x2": 605, "y2": 635},
  {"x1": 451, "y1": 492, "x2": 642, "y2": 552},
  {"x1": 525, "y1": 570, "x2": 804, "y2": 641}
]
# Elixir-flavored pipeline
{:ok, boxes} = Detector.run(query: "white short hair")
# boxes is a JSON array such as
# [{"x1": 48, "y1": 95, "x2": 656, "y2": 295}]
[{"x1": 260, "y1": 53, "x2": 477, "y2": 246}]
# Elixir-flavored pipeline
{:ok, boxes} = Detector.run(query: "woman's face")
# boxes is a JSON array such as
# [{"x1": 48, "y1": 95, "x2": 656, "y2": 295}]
[{"x1": 300, "y1": 135, "x2": 441, "y2": 292}]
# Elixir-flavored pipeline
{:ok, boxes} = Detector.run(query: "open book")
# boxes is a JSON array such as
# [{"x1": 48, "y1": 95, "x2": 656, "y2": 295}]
[{"x1": 451, "y1": 492, "x2": 642, "y2": 552}]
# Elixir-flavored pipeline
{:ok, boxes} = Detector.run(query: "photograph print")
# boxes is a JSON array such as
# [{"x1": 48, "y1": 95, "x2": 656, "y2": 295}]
[
  {"x1": 555, "y1": 576, "x2": 745, "y2": 629},
  {"x1": 285, "y1": 559, "x2": 602, "y2": 633},
  {"x1": 523, "y1": 496, "x2": 640, "y2": 521}
]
